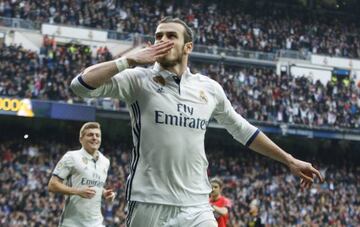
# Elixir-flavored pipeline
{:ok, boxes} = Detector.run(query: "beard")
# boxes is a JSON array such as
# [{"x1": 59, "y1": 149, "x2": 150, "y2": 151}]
[{"x1": 158, "y1": 48, "x2": 184, "y2": 68}]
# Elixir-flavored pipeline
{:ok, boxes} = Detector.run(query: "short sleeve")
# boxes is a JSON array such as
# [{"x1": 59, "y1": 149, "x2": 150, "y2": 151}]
[
  {"x1": 52, "y1": 153, "x2": 74, "y2": 180},
  {"x1": 212, "y1": 81, "x2": 259, "y2": 146},
  {"x1": 109, "y1": 68, "x2": 143, "y2": 103},
  {"x1": 70, "y1": 68, "x2": 145, "y2": 104}
]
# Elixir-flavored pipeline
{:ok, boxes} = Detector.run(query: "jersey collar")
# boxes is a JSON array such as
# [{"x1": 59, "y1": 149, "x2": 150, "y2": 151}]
[
  {"x1": 81, "y1": 147, "x2": 99, "y2": 161},
  {"x1": 153, "y1": 63, "x2": 192, "y2": 82}
]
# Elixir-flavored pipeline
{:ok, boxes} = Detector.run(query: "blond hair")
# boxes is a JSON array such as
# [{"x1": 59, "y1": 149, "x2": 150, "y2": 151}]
[{"x1": 79, "y1": 122, "x2": 101, "y2": 138}]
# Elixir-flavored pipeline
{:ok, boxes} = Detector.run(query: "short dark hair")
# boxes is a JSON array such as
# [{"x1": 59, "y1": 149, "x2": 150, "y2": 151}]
[
  {"x1": 210, "y1": 177, "x2": 223, "y2": 188},
  {"x1": 158, "y1": 17, "x2": 193, "y2": 43}
]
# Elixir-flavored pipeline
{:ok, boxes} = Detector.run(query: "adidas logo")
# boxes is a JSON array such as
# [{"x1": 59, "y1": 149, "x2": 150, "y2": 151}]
[{"x1": 157, "y1": 87, "x2": 164, "y2": 93}]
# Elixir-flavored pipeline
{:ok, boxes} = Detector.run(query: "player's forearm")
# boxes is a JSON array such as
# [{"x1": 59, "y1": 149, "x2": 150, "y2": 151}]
[
  {"x1": 48, "y1": 178, "x2": 79, "y2": 196},
  {"x1": 81, "y1": 58, "x2": 129, "y2": 88},
  {"x1": 248, "y1": 131, "x2": 294, "y2": 166},
  {"x1": 212, "y1": 205, "x2": 228, "y2": 216}
]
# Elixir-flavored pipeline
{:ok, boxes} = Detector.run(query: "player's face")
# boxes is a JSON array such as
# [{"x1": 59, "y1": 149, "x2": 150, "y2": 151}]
[
  {"x1": 210, "y1": 182, "x2": 221, "y2": 197},
  {"x1": 80, "y1": 128, "x2": 101, "y2": 154},
  {"x1": 154, "y1": 22, "x2": 191, "y2": 67}
]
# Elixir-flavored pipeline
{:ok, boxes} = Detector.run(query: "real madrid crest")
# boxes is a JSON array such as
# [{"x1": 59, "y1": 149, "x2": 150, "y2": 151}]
[
  {"x1": 153, "y1": 75, "x2": 166, "y2": 86},
  {"x1": 199, "y1": 90, "x2": 208, "y2": 104},
  {"x1": 56, "y1": 161, "x2": 64, "y2": 169},
  {"x1": 82, "y1": 157, "x2": 88, "y2": 165}
]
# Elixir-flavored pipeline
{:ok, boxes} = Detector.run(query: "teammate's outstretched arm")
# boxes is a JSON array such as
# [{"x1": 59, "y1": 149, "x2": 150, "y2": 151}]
[
  {"x1": 77, "y1": 41, "x2": 174, "y2": 88},
  {"x1": 212, "y1": 78, "x2": 323, "y2": 189},
  {"x1": 48, "y1": 175, "x2": 96, "y2": 199},
  {"x1": 248, "y1": 132, "x2": 324, "y2": 189}
]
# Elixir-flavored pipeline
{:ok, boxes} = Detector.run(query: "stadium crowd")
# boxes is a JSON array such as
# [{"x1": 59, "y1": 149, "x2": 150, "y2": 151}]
[
  {"x1": 1, "y1": 43, "x2": 360, "y2": 129},
  {"x1": 190, "y1": 63, "x2": 360, "y2": 129},
  {"x1": 0, "y1": 139, "x2": 358, "y2": 226},
  {"x1": 207, "y1": 148, "x2": 360, "y2": 226},
  {"x1": 0, "y1": 1, "x2": 359, "y2": 227},
  {"x1": 0, "y1": 41, "x2": 112, "y2": 103},
  {"x1": 1, "y1": 0, "x2": 360, "y2": 58}
]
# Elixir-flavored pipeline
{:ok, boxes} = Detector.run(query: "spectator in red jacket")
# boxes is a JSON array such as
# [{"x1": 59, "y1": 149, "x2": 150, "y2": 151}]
[{"x1": 210, "y1": 177, "x2": 232, "y2": 227}]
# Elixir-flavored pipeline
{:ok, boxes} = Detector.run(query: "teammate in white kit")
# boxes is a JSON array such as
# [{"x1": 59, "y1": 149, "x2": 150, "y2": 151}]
[
  {"x1": 48, "y1": 122, "x2": 115, "y2": 227},
  {"x1": 70, "y1": 17, "x2": 324, "y2": 227}
]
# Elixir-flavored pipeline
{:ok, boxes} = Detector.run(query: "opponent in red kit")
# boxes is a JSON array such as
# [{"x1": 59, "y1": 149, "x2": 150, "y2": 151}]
[{"x1": 209, "y1": 178, "x2": 231, "y2": 227}]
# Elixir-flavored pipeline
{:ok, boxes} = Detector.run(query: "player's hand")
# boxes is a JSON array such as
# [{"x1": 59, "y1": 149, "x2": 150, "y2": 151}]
[
  {"x1": 76, "y1": 186, "x2": 96, "y2": 199},
  {"x1": 124, "y1": 40, "x2": 174, "y2": 67},
  {"x1": 287, "y1": 158, "x2": 324, "y2": 189},
  {"x1": 103, "y1": 188, "x2": 116, "y2": 202}
]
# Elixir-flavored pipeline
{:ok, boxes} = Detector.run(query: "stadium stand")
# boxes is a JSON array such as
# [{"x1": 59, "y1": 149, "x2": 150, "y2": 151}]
[
  {"x1": 1, "y1": 43, "x2": 359, "y2": 129},
  {"x1": 0, "y1": 43, "x2": 111, "y2": 102},
  {"x1": 190, "y1": 63, "x2": 360, "y2": 129},
  {"x1": 1, "y1": 0, "x2": 360, "y2": 58}
]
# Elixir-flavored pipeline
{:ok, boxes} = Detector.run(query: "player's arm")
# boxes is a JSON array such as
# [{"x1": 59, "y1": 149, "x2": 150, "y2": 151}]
[
  {"x1": 48, "y1": 175, "x2": 78, "y2": 195},
  {"x1": 248, "y1": 132, "x2": 324, "y2": 188},
  {"x1": 48, "y1": 175, "x2": 96, "y2": 199},
  {"x1": 49, "y1": 153, "x2": 96, "y2": 198},
  {"x1": 213, "y1": 82, "x2": 324, "y2": 188},
  {"x1": 73, "y1": 41, "x2": 174, "y2": 89},
  {"x1": 212, "y1": 205, "x2": 228, "y2": 216}
]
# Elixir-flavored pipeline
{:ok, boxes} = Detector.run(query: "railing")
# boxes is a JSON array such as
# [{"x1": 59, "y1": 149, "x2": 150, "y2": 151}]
[
  {"x1": 107, "y1": 31, "x2": 135, "y2": 42},
  {"x1": 192, "y1": 45, "x2": 278, "y2": 61},
  {"x1": 107, "y1": 31, "x2": 154, "y2": 45},
  {"x1": 0, "y1": 16, "x2": 40, "y2": 30},
  {"x1": 278, "y1": 49, "x2": 311, "y2": 60}
]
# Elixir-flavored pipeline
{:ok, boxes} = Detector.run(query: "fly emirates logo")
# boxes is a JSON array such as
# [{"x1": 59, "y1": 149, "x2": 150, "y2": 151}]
[{"x1": 155, "y1": 104, "x2": 209, "y2": 130}]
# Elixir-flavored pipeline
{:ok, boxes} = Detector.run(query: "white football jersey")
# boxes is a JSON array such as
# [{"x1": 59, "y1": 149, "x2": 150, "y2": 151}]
[
  {"x1": 71, "y1": 63, "x2": 259, "y2": 206},
  {"x1": 52, "y1": 148, "x2": 110, "y2": 227}
]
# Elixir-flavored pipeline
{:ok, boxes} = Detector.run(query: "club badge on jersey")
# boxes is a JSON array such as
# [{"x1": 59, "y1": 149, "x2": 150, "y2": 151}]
[
  {"x1": 199, "y1": 90, "x2": 208, "y2": 104},
  {"x1": 82, "y1": 157, "x2": 88, "y2": 165},
  {"x1": 153, "y1": 75, "x2": 166, "y2": 86}
]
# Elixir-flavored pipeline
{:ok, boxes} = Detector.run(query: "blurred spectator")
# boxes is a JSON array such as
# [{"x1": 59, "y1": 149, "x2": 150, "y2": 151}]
[{"x1": 210, "y1": 177, "x2": 232, "y2": 227}]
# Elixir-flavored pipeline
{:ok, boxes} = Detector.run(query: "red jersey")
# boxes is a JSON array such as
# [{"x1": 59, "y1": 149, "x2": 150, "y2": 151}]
[{"x1": 210, "y1": 195, "x2": 231, "y2": 227}]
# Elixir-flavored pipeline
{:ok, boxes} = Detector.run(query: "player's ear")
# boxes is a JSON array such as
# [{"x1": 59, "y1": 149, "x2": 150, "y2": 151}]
[{"x1": 184, "y1": 42, "x2": 193, "y2": 54}]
